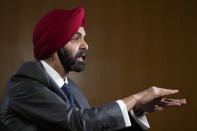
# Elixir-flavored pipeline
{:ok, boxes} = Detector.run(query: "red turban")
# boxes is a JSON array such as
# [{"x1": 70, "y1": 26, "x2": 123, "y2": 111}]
[{"x1": 33, "y1": 6, "x2": 86, "y2": 59}]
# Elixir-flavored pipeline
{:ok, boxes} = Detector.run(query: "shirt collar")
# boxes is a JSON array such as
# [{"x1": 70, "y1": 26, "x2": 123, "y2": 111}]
[{"x1": 40, "y1": 60, "x2": 68, "y2": 88}]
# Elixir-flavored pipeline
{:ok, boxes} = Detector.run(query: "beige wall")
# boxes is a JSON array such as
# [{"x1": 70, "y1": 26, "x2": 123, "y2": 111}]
[{"x1": 0, "y1": 0, "x2": 196, "y2": 130}]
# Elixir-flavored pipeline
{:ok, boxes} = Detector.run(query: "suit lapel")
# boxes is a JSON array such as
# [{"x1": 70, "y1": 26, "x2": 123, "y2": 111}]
[
  {"x1": 68, "y1": 78, "x2": 90, "y2": 109},
  {"x1": 37, "y1": 61, "x2": 90, "y2": 109},
  {"x1": 37, "y1": 61, "x2": 68, "y2": 102}
]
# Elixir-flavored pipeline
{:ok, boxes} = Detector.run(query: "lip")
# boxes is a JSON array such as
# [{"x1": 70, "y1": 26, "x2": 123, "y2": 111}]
[
  {"x1": 77, "y1": 57, "x2": 84, "y2": 62},
  {"x1": 77, "y1": 54, "x2": 86, "y2": 62},
  {"x1": 81, "y1": 54, "x2": 86, "y2": 60}
]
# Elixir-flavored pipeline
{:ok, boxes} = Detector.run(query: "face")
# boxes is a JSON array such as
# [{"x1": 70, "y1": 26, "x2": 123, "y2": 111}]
[{"x1": 60, "y1": 27, "x2": 88, "y2": 72}]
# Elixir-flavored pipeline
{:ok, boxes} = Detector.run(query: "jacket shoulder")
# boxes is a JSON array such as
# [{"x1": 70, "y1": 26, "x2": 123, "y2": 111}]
[
  {"x1": 10, "y1": 61, "x2": 47, "y2": 83},
  {"x1": 13, "y1": 61, "x2": 43, "y2": 74}
]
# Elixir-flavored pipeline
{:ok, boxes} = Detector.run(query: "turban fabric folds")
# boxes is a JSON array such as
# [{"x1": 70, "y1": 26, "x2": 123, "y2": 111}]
[{"x1": 33, "y1": 6, "x2": 86, "y2": 59}]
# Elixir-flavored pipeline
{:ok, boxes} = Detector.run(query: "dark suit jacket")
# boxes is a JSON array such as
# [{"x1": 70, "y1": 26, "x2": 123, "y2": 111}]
[{"x1": 0, "y1": 61, "x2": 145, "y2": 131}]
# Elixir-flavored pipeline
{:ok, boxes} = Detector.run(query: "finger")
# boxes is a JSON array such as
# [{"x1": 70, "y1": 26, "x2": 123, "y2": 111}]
[
  {"x1": 158, "y1": 99, "x2": 186, "y2": 107},
  {"x1": 158, "y1": 88, "x2": 179, "y2": 97},
  {"x1": 154, "y1": 105, "x2": 164, "y2": 111},
  {"x1": 164, "y1": 102, "x2": 183, "y2": 107},
  {"x1": 164, "y1": 98, "x2": 186, "y2": 104}
]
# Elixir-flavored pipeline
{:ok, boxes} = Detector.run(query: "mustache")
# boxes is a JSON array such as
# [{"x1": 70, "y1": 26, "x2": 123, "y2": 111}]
[{"x1": 75, "y1": 49, "x2": 87, "y2": 59}]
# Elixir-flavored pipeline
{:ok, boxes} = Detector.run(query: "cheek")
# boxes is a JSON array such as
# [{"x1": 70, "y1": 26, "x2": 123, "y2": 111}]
[
  {"x1": 70, "y1": 48, "x2": 78, "y2": 58},
  {"x1": 64, "y1": 44, "x2": 79, "y2": 58}
]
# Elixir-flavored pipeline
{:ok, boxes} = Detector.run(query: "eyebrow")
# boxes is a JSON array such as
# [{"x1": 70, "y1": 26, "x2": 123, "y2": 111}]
[{"x1": 75, "y1": 32, "x2": 86, "y2": 37}]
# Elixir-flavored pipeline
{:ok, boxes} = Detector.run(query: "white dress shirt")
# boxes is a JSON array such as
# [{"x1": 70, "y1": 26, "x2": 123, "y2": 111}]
[{"x1": 40, "y1": 60, "x2": 150, "y2": 130}]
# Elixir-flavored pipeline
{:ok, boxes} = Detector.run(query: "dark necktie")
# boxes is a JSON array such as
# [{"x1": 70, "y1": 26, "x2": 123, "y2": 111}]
[{"x1": 61, "y1": 83, "x2": 76, "y2": 107}]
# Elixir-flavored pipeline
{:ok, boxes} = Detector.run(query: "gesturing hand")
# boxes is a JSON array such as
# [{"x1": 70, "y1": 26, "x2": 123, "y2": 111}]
[
  {"x1": 133, "y1": 86, "x2": 186, "y2": 117},
  {"x1": 123, "y1": 86, "x2": 186, "y2": 117}
]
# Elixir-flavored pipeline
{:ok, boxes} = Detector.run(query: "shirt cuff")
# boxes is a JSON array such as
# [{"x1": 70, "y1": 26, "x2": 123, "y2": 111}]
[
  {"x1": 116, "y1": 100, "x2": 131, "y2": 127},
  {"x1": 130, "y1": 110, "x2": 150, "y2": 130}
]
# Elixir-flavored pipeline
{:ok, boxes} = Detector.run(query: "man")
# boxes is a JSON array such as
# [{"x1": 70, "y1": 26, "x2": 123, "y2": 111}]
[{"x1": 0, "y1": 6, "x2": 186, "y2": 131}]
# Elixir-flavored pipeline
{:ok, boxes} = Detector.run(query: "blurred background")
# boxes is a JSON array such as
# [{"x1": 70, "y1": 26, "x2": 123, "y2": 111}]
[{"x1": 0, "y1": 0, "x2": 196, "y2": 130}]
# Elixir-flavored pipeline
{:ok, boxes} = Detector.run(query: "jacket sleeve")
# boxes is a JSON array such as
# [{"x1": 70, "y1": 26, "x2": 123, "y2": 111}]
[
  {"x1": 8, "y1": 76, "x2": 127, "y2": 131},
  {"x1": 114, "y1": 114, "x2": 146, "y2": 131},
  {"x1": 128, "y1": 113, "x2": 147, "y2": 131}
]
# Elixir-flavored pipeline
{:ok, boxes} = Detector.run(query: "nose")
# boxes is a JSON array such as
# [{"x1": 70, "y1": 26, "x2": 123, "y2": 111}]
[{"x1": 80, "y1": 40, "x2": 88, "y2": 50}]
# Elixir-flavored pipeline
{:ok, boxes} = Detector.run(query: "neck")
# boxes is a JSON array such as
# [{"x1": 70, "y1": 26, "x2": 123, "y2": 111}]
[{"x1": 44, "y1": 53, "x2": 68, "y2": 80}]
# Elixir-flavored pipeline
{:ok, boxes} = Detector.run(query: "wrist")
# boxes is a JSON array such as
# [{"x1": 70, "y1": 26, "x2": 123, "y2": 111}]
[
  {"x1": 133, "y1": 93, "x2": 147, "y2": 117},
  {"x1": 123, "y1": 95, "x2": 139, "y2": 111},
  {"x1": 133, "y1": 93, "x2": 141, "y2": 104}
]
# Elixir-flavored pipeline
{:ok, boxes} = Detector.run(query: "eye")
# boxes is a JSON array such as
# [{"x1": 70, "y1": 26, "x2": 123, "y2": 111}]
[{"x1": 73, "y1": 37, "x2": 80, "y2": 41}]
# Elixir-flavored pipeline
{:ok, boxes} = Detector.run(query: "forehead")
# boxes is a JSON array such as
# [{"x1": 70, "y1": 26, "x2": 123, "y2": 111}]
[{"x1": 76, "y1": 26, "x2": 86, "y2": 36}]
